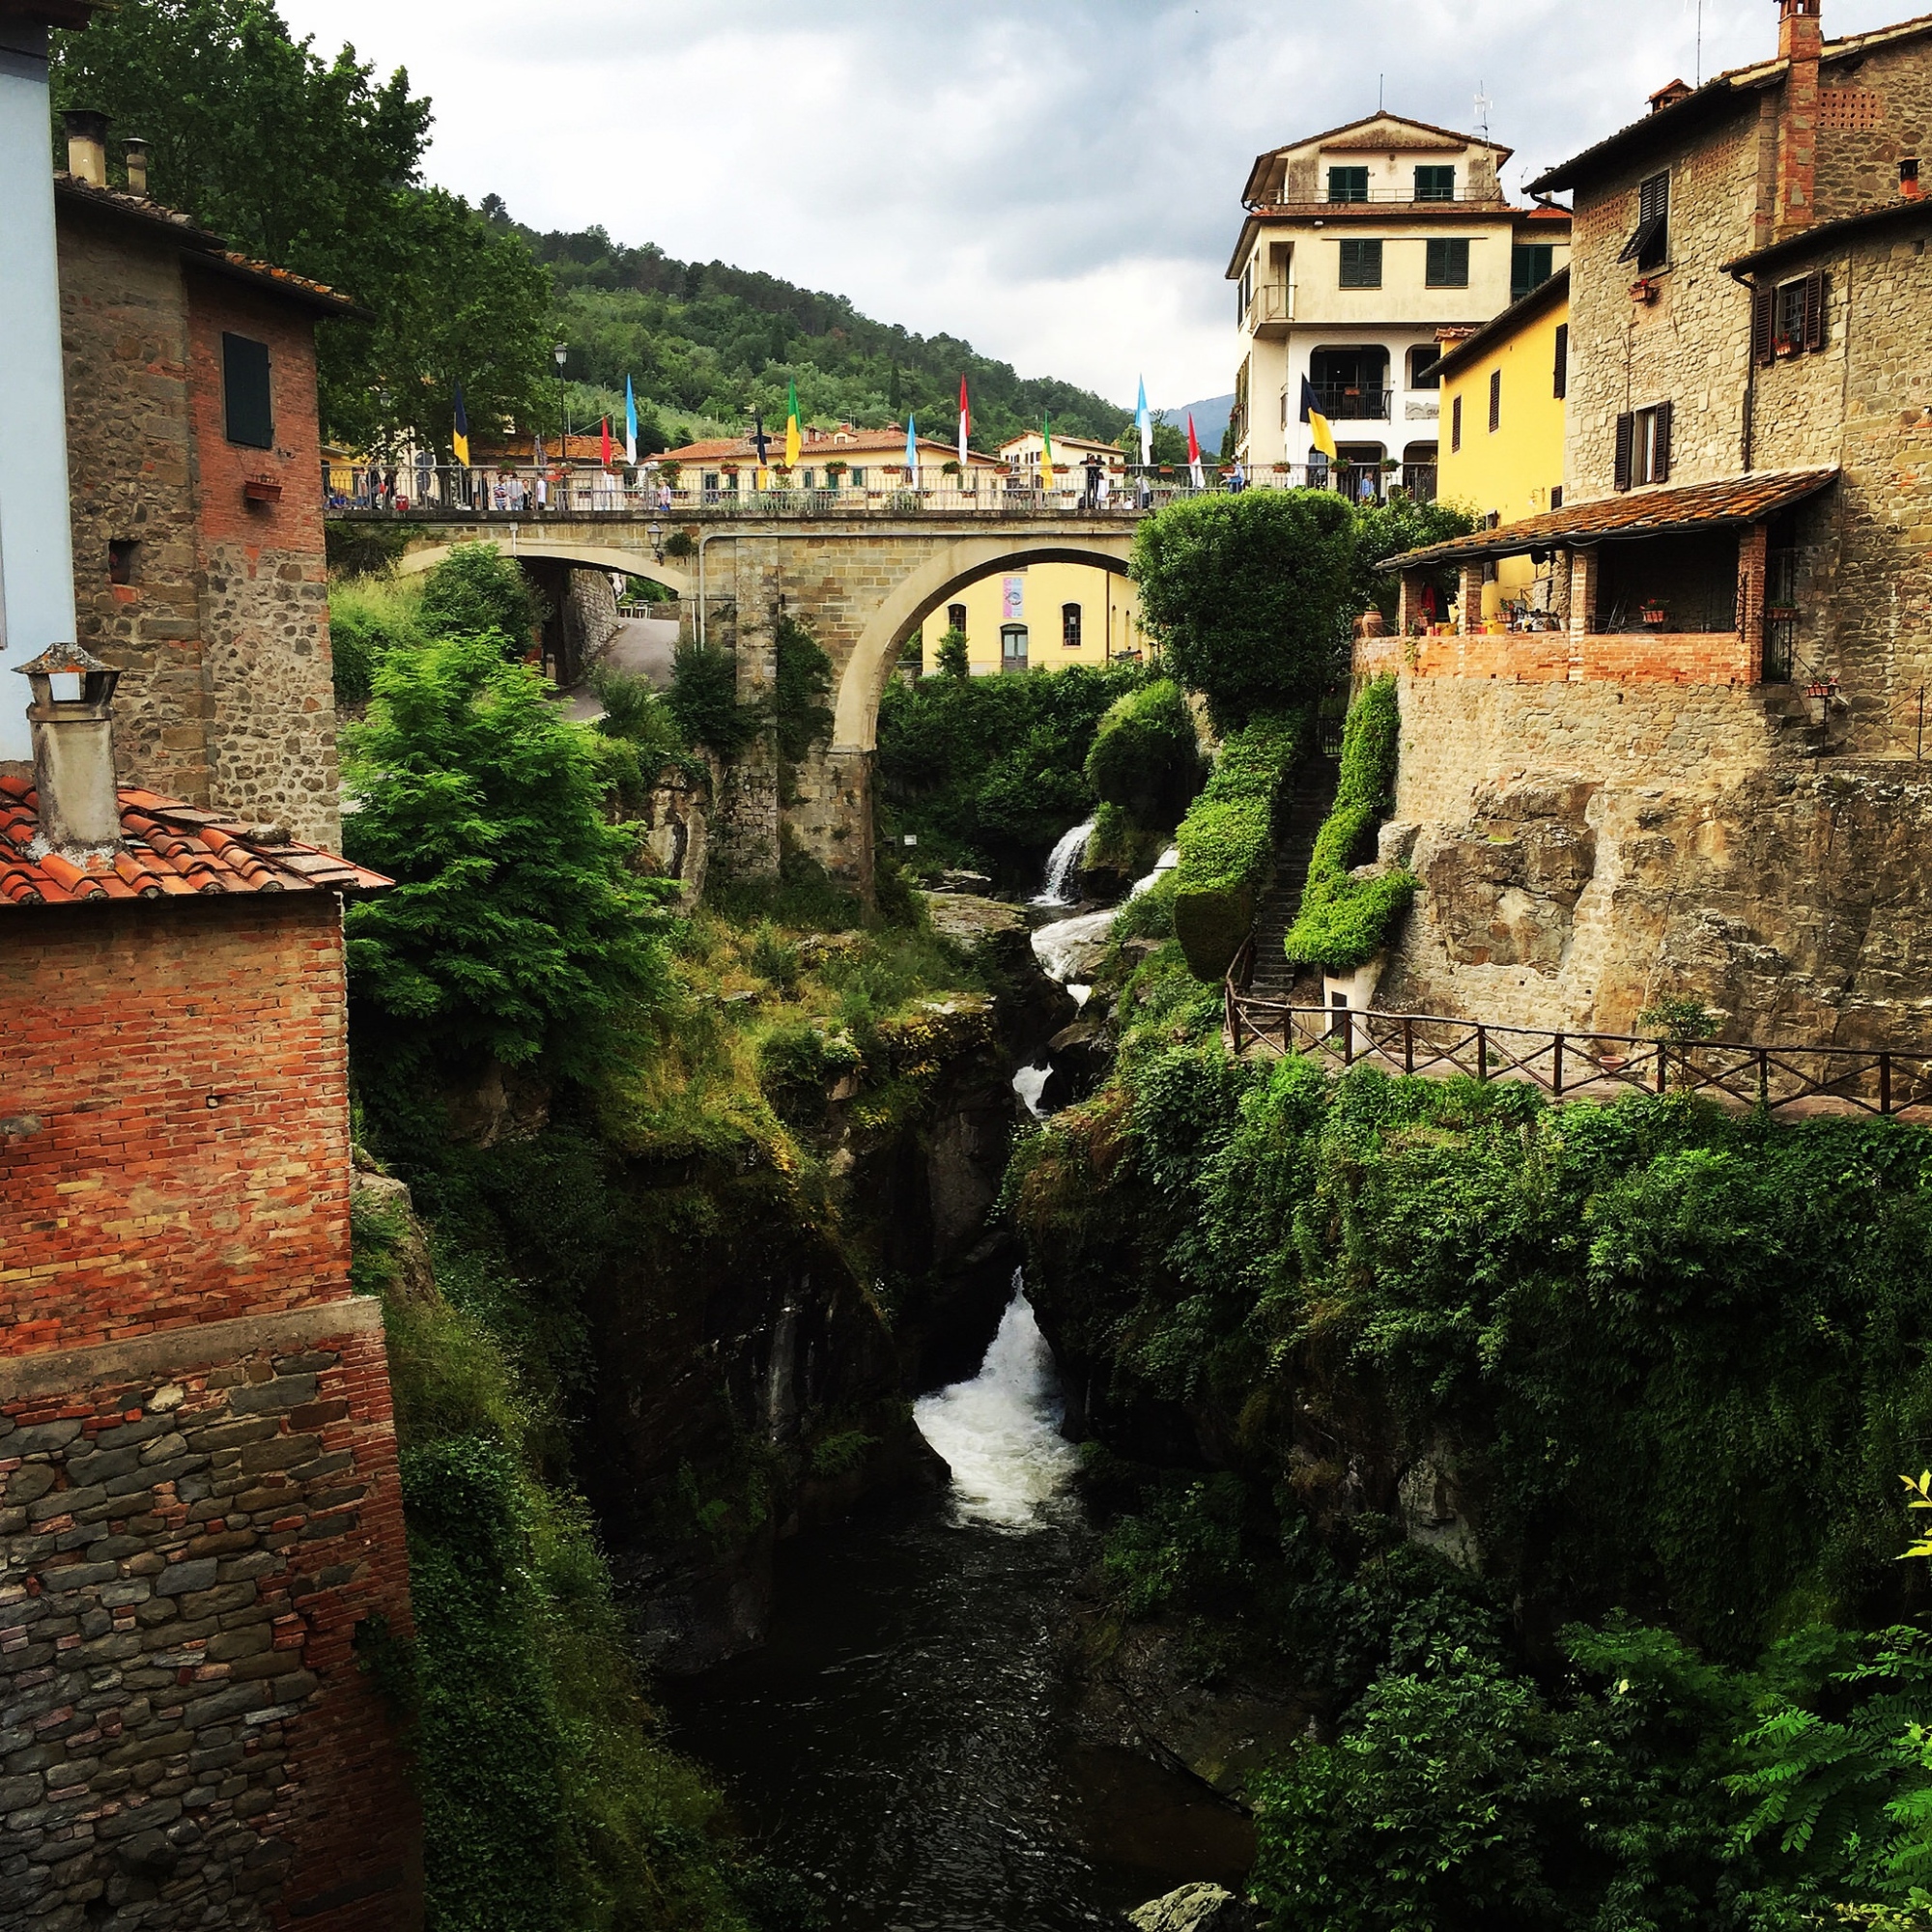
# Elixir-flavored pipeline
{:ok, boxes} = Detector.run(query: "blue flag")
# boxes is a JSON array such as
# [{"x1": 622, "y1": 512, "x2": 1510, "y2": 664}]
[
  {"x1": 905, "y1": 413, "x2": 918, "y2": 484},
  {"x1": 1135, "y1": 376, "x2": 1151, "y2": 467},
  {"x1": 624, "y1": 375, "x2": 638, "y2": 467}
]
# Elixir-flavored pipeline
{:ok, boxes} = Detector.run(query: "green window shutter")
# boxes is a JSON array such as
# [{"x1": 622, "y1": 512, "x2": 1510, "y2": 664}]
[
  {"x1": 1415, "y1": 165, "x2": 1456, "y2": 202},
  {"x1": 221, "y1": 333, "x2": 273, "y2": 449},
  {"x1": 1511, "y1": 243, "x2": 1555, "y2": 301},
  {"x1": 1339, "y1": 239, "x2": 1383, "y2": 289},
  {"x1": 1328, "y1": 166, "x2": 1370, "y2": 203},
  {"x1": 1427, "y1": 239, "x2": 1470, "y2": 287}
]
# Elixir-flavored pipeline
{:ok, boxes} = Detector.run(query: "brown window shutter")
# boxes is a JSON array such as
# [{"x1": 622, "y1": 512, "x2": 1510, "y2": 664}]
[
  {"x1": 1489, "y1": 368, "x2": 1502, "y2": 433},
  {"x1": 1752, "y1": 282, "x2": 1776, "y2": 366},
  {"x1": 1553, "y1": 324, "x2": 1569, "y2": 399},
  {"x1": 1613, "y1": 412, "x2": 1635, "y2": 491},
  {"x1": 1452, "y1": 394, "x2": 1463, "y2": 452},
  {"x1": 1804, "y1": 270, "x2": 1828, "y2": 352},
  {"x1": 1654, "y1": 400, "x2": 1673, "y2": 482}
]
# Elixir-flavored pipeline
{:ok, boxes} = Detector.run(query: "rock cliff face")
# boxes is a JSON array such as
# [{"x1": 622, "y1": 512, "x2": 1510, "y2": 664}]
[{"x1": 1378, "y1": 678, "x2": 1932, "y2": 1045}]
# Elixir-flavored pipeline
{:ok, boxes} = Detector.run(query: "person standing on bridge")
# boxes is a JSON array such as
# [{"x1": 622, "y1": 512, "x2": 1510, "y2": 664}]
[{"x1": 1082, "y1": 451, "x2": 1102, "y2": 509}]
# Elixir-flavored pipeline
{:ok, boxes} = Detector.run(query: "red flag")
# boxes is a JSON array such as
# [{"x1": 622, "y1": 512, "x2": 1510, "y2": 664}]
[
  {"x1": 957, "y1": 374, "x2": 971, "y2": 469},
  {"x1": 600, "y1": 417, "x2": 612, "y2": 469},
  {"x1": 1186, "y1": 413, "x2": 1201, "y2": 463}
]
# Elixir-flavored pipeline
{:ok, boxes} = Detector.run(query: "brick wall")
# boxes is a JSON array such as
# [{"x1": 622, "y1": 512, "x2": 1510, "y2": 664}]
[
  {"x1": 0, "y1": 1302, "x2": 419, "y2": 1932},
  {"x1": 57, "y1": 209, "x2": 211, "y2": 811},
  {"x1": 0, "y1": 898, "x2": 351, "y2": 1355},
  {"x1": 184, "y1": 274, "x2": 339, "y2": 850}
]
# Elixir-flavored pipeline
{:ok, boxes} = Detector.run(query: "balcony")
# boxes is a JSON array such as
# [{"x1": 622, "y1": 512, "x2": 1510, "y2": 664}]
[
  {"x1": 1247, "y1": 281, "x2": 1295, "y2": 338},
  {"x1": 1257, "y1": 187, "x2": 1508, "y2": 209},
  {"x1": 1307, "y1": 384, "x2": 1392, "y2": 421}
]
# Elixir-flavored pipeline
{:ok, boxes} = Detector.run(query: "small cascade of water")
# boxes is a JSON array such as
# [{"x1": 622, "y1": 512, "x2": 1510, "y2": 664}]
[
  {"x1": 914, "y1": 1278, "x2": 1080, "y2": 1528},
  {"x1": 1129, "y1": 844, "x2": 1180, "y2": 898},
  {"x1": 1030, "y1": 909, "x2": 1116, "y2": 984},
  {"x1": 1012, "y1": 1062, "x2": 1052, "y2": 1121},
  {"x1": 1033, "y1": 818, "x2": 1095, "y2": 907}
]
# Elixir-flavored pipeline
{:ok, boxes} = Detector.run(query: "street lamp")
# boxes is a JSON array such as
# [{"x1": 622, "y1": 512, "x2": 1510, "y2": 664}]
[
  {"x1": 553, "y1": 343, "x2": 568, "y2": 484},
  {"x1": 648, "y1": 521, "x2": 665, "y2": 564}
]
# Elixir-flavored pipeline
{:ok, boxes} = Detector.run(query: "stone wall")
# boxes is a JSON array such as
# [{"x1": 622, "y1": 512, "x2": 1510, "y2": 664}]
[
  {"x1": 1814, "y1": 39, "x2": 1932, "y2": 222},
  {"x1": 1377, "y1": 672, "x2": 1932, "y2": 1044},
  {"x1": 55, "y1": 203, "x2": 341, "y2": 849},
  {"x1": 0, "y1": 1301, "x2": 418, "y2": 1932}
]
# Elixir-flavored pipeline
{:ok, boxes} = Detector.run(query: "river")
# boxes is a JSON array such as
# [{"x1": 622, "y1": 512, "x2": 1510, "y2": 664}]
[{"x1": 663, "y1": 1290, "x2": 1254, "y2": 1929}]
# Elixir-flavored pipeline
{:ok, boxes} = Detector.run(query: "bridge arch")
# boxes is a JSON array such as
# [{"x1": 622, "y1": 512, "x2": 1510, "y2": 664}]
[
  {"x1": 832, "y1": 535, "x2": 1134, "y2": 752},
  {"x1": 396, "y1": 536, "x2": 692, "y2": 603}
]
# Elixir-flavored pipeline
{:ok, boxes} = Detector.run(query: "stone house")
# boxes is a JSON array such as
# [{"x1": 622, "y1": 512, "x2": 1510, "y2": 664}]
[
  {"x1": 49, "y1": 114, "x2": 354, "y2": 849},
  {"x1": 1373, "y1": 0, "x2": 1932, "y2": 1044}
]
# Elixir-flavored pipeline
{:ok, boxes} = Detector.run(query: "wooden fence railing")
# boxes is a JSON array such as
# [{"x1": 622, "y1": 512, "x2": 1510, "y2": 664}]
[{"x1": 1223, "y1": 990, "x2": 1932, "y2": 1120}]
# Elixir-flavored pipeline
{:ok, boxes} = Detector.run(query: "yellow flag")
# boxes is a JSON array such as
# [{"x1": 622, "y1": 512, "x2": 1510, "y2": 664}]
[
  {"x1": 784, "y1": 378, "x2": 802, "y2": 470},
  {"x1": 1040, "y1": 414, "x2": 1054, "y2": 490}
]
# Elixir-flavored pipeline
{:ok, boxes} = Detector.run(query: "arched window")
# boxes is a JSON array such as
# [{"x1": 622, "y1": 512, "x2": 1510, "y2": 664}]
[
  {"x1": 1062, "y1": 604, "x2": 1082, "y2": 649},
  {"x1": 947, "y1": 602, "x2": 967, "y2": 638}
]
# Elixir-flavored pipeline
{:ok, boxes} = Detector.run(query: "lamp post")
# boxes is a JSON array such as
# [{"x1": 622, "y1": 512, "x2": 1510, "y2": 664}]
[
  {"x1": 648, "y1": 521, "x2": 665, "y2": 565},
  {"x1": 553, "y1": 343, "x2": 568, "y2": 498}
]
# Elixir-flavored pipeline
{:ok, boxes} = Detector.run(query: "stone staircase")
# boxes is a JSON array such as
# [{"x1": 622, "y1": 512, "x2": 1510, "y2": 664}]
[{"x1": 1246, "y1": 754, "x2": 1341, "y2": 1000}]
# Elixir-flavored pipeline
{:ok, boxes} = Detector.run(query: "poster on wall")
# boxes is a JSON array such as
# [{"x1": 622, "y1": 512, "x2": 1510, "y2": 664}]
[{"x1": 1003, "y1": 576, "x2": 1024, "y2": 623}]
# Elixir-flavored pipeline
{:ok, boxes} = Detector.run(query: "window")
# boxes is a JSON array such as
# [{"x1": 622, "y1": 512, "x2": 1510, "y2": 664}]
[
  {"x1": 1618, "y1": 171, "x2": 1670, "y2": 270},
  {"x1": 1001, "y1": 623, "x2": 1029, "y2": 671},
  {"x1": 947, "y1": 603, "x2": 967, "y2": 637},
  {"x1": 107, "y1": 539, "x2": 138, "y2": 586},
  {"x1": 1062, "y1": 604, "x2": 1082, "y2": 649},
  {"x1": 1550, "y1": 485, "x2": 1565, "y2": 509},
  {"x1": 1415, "y1": 164, "x2": 1456, "y2": 203},
  {"x1": 850, "y1": 467, "x2": 867, "y2": 486},
  {"x1": 1339, "y1": 239, "x2": 1383, "y2": 288},
  {"x1": 1553, "y1": 324, "x2": 1569, "y2": 399},
  {"x1": 702, "y1": 471, "x2": 720, "y2": 491},
  {"x1": 1755, "y1": 270, "x2": 1828, "y2": 362},
  {"x1": 1328, "y1": 165, "x2": 1370, "y2": 204},
  {"x1": 1427, "y1": 239, "x2": 1470, "y2": 288},
  {"x1": 1511, "y1": 242, "x2": 1555, "y2": 301},
  {"x1": 220, "y1": 332, "x2": 272, "y2": 449},
  {"x1": 1408, "y1": 345, "x2": 1442, "y2": 391},
  {"x1": 1613, "y1": 401, "x2": 1673, "y2": 490},
  {"x1": 1237, "y1": 258, "x2": 1255, "y2": 321},
  {"x1": 802, "y1": 469, "x2": 816, "y2": 488},
  {"x1": 1452, "y1": 394, "x2": 1463, "y2": 452},
  {"x1": 1489, "y1": 368, "x2": 1502, "y2": 433}
]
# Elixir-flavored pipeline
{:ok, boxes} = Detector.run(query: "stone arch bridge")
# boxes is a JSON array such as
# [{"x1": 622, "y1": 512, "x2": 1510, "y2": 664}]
[{"x1": 382, "y1": 508, "x2": 1140, "y2": 890}]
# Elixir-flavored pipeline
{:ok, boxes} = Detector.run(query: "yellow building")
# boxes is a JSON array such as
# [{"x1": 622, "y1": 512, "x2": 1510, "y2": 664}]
[
  {"x1": 1433, "y1": 266, "x2": 1569, "y2": 618},
  {"x1": 915, "y1": 562, "x2": 1150, "y2": 675}
]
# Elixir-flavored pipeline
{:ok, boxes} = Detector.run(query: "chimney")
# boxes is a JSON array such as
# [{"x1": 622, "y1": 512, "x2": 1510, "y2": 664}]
[
  {"x1": 15, "y1": 644, "x2": 123, "y2": 851},
  {"x1": 1903, "y1": 157, "x2": 1923, "y2": 201},
  {"x1": 124, "y1": 135, "x2": 148, "y2": 196},
  {"x1": 1650, "y1": 78, "x2": 1693, "y2": 113},
  {"x1": 1774, "y1": 0, "x2": 1824, "y2": 238},
  {"x1": 63, "y1": 107, "x2": 107, "y2": 186}
]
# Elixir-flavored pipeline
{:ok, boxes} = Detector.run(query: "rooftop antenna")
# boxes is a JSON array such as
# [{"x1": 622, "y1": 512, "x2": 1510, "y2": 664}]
[
  {"x1": 1378, "y1": 72, "x2": 1384, "y2": 112},
  {"x1": 1696, "y1": 0, "x2": 1704, "y2": 86},
  {"x1": 1473, "y1": 82, "x2": 1492, "y2": 138}
]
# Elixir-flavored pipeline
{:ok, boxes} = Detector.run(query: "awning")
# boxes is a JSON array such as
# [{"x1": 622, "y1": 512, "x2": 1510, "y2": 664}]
[{"x1": 1386, "y1": 468, "x2": 1838, "y2": 568}]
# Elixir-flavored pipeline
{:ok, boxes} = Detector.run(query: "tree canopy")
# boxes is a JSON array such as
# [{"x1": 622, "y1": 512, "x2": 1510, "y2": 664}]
[
  {"x1": 53, "y1": 0, "x2": 560, "y2": 455},
  {"x1": 1131, "y1": 490, "x2": 1359, "y2": 731}
]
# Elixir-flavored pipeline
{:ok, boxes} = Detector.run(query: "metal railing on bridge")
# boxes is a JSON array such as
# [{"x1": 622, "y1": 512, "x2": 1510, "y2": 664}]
[{"x1": 323, "y1": 460, "x2": 1438, "y2": 519}]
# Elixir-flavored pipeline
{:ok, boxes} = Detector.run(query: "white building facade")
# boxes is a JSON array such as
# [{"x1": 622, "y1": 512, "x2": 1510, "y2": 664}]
[{"x1": 1226, "y1": 114, "x2": 1570, "y2": 499}]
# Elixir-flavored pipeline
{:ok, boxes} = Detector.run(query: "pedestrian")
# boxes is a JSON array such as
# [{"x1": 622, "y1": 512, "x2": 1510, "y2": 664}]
[
  {"x1": 1083, "y1": 451, "x2": 1102, "y2": 509},
  {"x1": 657, "y1": 480, "x2": 673, "y2": 512}
]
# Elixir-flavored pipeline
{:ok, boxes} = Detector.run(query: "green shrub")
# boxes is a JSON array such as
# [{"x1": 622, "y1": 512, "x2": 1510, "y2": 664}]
[
  {"x1": 1131, "y1": 490, "x2": 1357, "y2": 731},
  {"x1": 417, "y1": 541, "x2": 545, "y2": 651},
  {"x1": 1083, "y1": 678, "x2": 1203, "y2": 833},
  {"x1": 1103, "y1": 1472, "x2": 1252, "y2": 1618},
  {"x1": 1168, "y1": 710, "x2": 1303, "y2": 980},
  {"x1": 329, "y1": 572, "x2": 424, "y2": 707},
  {"x1": 1284, "y1": 673, "x2": 1415, "y2": 971},
  {"x1": 668, "y1": 641, "x2": 762, "y2": 760},
  {"x1": 773, "y1": 614, "x2": 834, "y2": 764},
  {"x1": 934, "y1": 625, "x2": 970, "y2": 679},
  {"x1": 757, "y1": 1020, "x2": 861, "y2": 1125}
]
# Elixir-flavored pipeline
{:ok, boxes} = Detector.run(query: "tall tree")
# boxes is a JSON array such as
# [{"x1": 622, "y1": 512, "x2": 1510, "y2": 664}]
[{"x1": 51, "y1": 0, "x2": 550, "y2": 453}]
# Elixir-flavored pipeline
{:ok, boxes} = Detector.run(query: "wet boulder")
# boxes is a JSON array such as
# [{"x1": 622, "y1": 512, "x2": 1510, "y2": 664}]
[{"x1": 1125, "y1": 1883, "x2": 1260, "y2": 1931}]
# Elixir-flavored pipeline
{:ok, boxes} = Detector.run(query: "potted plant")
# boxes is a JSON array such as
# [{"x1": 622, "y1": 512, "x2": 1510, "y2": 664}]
[
  {"x1": 941, "y1": 458, "x2": 961, "y2": 479},
  {"x1": 824, "y1": 458, "x2": 847, "y2": 490},
  {"x1": 1640, "y1": 599, "x2": 1670, "y2": 627}
]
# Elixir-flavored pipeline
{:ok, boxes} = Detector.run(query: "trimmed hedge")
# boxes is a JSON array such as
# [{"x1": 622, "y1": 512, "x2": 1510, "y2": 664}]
[
  {"x1": 1171, "y1": 710, "x2": 1303, "y2": 981},
  {"x1": 1083, "y1": 678, "x2": 1203, "y2": 833},
  {"x1": 1283, "y1": 674, "x2": 1415, "y2": 972}
]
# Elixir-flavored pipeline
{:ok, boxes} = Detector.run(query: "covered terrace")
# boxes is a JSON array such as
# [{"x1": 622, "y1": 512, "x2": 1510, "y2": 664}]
[{"x1": 1383, "y1": 469, "x2": 1837, "y2": 685}]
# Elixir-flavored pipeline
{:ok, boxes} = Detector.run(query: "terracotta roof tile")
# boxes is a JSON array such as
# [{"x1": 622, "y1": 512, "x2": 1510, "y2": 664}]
[
  {"x1": 0, "y1": 777, "x2": 388, "y2": 909},
  {"x1": 1386, "y1": 469, "x2": 1839, "y2": 567}
]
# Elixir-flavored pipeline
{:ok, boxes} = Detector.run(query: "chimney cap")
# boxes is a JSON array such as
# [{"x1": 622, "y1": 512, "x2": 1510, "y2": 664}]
[
  {"x1": 1650, "y1": 78, "x2": 1694, "y2": 112},
  {"x1": 16, "y1": 640, "x2": 110, "y2": 677},
  {"x1": 61, "y1": 106, "x2": 107, "y2": 142}
]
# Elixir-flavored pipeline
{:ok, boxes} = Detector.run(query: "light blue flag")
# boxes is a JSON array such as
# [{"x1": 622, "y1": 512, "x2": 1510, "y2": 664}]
[
  {"x1": 1135, "y1": 376, "x2": 1151, "y2": 468},
  {"x1": 624, "y1": 375, "x2": 639, "y2": 467},
  {"x1": 905, "y1": 413, "x2": 919, "y2": 486}
]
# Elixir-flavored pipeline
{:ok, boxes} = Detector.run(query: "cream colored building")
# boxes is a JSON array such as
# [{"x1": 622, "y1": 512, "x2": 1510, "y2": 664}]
[
  {"x1": 917, "y1": 562, "x2": 1149, "y2": 675},
  {"x1": 997, "y1": 430, "x2": 1126, "y2": 489},
  {"x1": 1226, "y1": 113, "x2": 1570, "y2": 494},
  {"x1": 656, "y1": 424, "x2": 1006, "y2": 495}
]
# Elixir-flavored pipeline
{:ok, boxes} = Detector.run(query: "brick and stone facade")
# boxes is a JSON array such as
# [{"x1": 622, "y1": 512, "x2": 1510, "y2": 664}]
[
  {"x1": 54, "y1": 180, "x2": 348, "y2": 848},
  {"x1": 1373, "y1": 6, "x2": 1932, "y2": 1040},
  {"x1": 1, "y1": 886, "x2": 419, "y2": 1930}
]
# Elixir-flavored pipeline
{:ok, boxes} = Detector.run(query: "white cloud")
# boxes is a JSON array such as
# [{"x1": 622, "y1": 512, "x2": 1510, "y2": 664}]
[{"x1": 277, "y1": 0, "x2": 1909, "y2": 409}]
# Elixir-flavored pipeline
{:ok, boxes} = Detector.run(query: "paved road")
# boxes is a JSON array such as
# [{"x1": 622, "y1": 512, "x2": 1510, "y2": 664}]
[{"x1": 553, "y1": 612, "x2": 680, "y2": 724}]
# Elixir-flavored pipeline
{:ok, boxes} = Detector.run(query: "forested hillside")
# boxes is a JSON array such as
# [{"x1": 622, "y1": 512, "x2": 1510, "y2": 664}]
[{"x1": 500, "y1": 205, "x2": 1132, "y2": 452}]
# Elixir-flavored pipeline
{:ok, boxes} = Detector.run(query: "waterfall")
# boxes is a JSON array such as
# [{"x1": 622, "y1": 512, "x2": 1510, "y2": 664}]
[
  {"x1": 1012, "y1": 1062, "x2": 1052, "y2": 1120},
  {"x1": 914, "y1": 1278, "x2": 1079, "y2": 1528},
  {"x1": 1032, "y1": 818, "x2": 1095, "y2": 907},
  {"x1": 1128, "y1": 844, "x2": 1180, "y2": 898}
]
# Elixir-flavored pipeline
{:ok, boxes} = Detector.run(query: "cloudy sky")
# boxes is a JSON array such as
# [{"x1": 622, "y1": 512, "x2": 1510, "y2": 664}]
[{"x1": 274, "y1": 0, "x2": 1904, "y2": 411}]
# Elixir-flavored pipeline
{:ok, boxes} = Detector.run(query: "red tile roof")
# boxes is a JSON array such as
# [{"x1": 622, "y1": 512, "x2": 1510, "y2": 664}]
[
  {"x1": 0, "y1": 778, "x2": 388, "y2": 908},
  {"x1": 656, "y1": 429, "x2": 1006, "y2": 467},
  {"x1": 1387, "y1": 469, "x2": 1839, "y2": 566}
]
